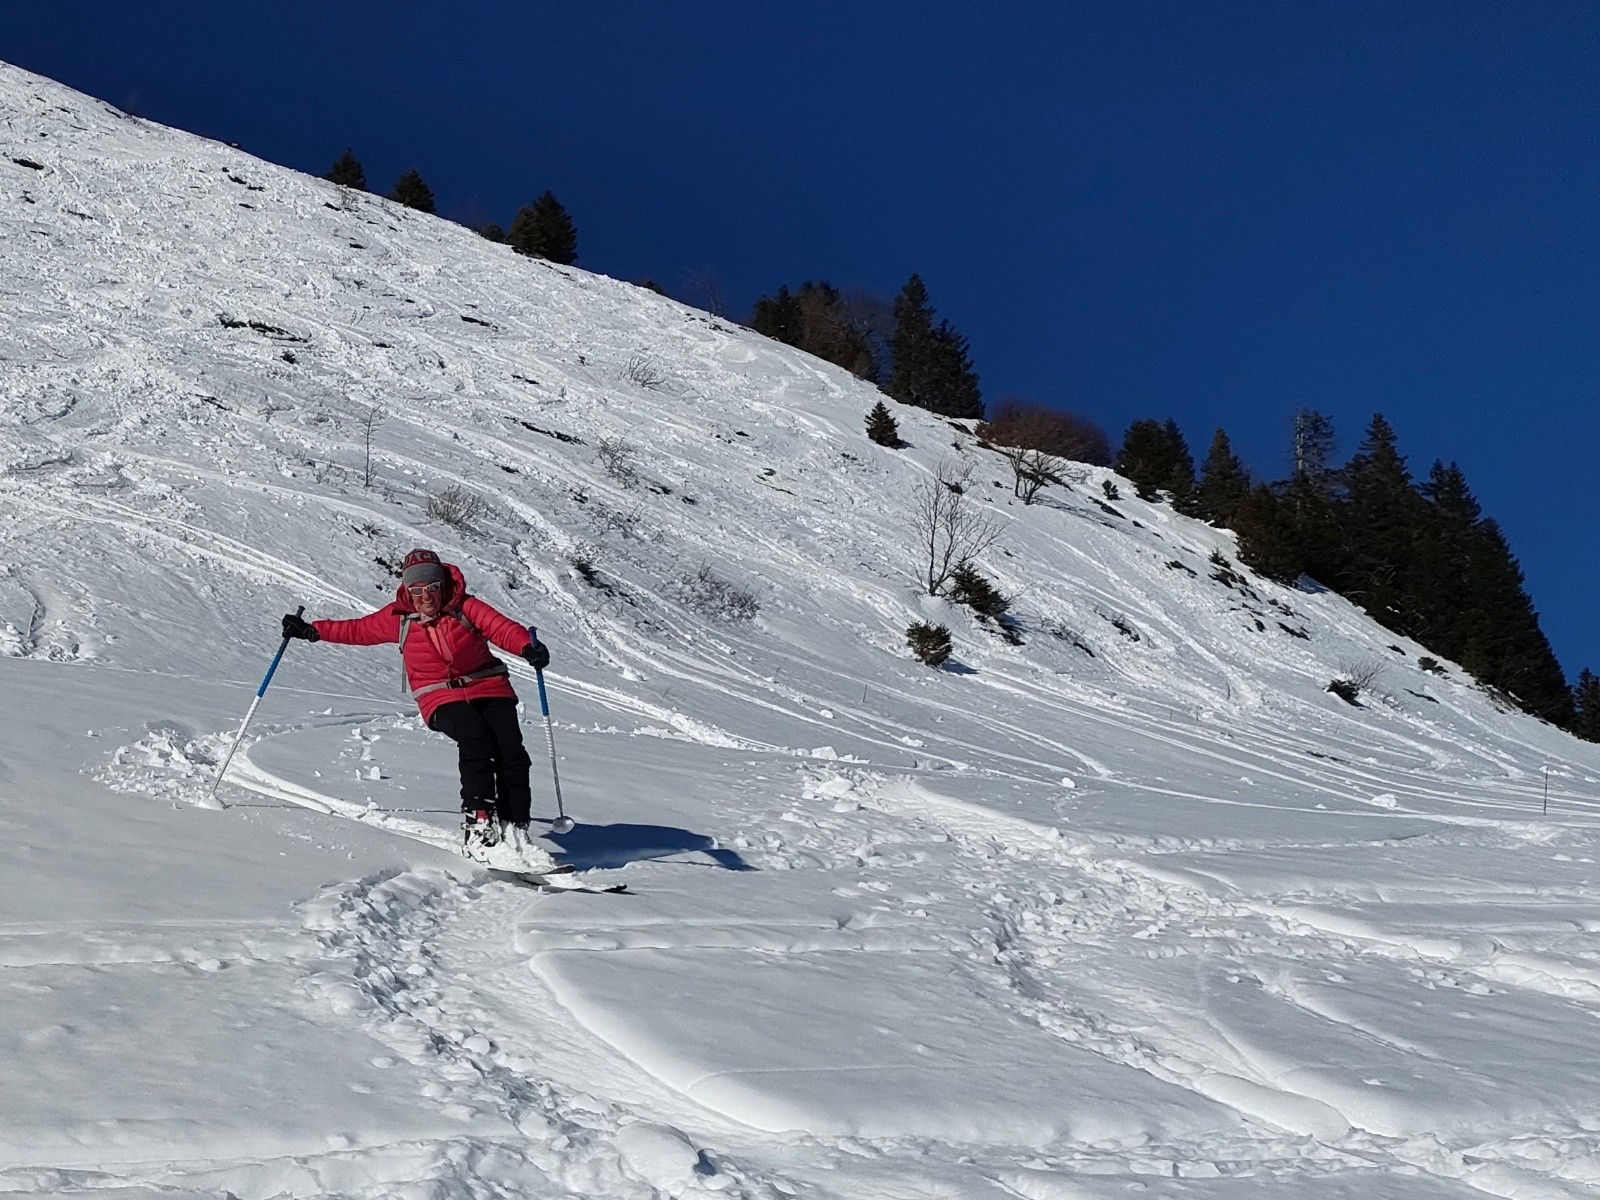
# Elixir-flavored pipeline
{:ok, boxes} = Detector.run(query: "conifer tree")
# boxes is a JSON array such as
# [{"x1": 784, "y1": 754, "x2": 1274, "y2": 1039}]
[
  {"x1": 1282, "y1": 409, "x2": 1344, "y2": 586},
  {"x1": 1160, "y1": 418, "x2": 1199, "y2": 515},
  {"x1": 1412, "y1": 461, "x2": 1482, "y2": 655},
  {"x1": 865, "y1": 400, "x2": 901, "y2": 447},
  {"x1": 478, "y1": 223, "x2": 507, "y2": 243},
  {"x1": 1571, "y1": 670, "x2": 1600, "y2": 741},
  {"x1": 325, "y1": 149, "x2": 367, "y2": 190},
  {"x1": 1456, "y1": 519, "x2": 1571, "y2": 724},
  {"x1": 751, "y1": 282, "x2": 877, "y2": 380},
  {"x1": 1339, "y1": 414, "x2": 1427, "y2": 629},
  {"x1": 389, "y1": 169, "x2": 436, "y2": 213},
  {"x1": 507, "y1": 191, "x2": 578, "y2": 264},
  {"x1": 1116, "y1": 418, "x2": 1193, "y2": 505},
  {"x1": 1232, "y1": 484, "x2": 1303, "y2": 584},
  {"x1": 750, "y1": 285, "x2": 804, "y2": 346},
  {"x1": 1195, "y1": 428, "x2": 1251, "y2": 526},
  {"x1": 888, "y1": 275, "x2": 982, "y2": 418}
]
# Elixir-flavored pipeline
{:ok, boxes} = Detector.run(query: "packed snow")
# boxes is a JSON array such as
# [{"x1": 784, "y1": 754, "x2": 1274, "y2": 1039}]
[{"x1": 4, "y1": 60, "x2": 1600, "y2": 1198}]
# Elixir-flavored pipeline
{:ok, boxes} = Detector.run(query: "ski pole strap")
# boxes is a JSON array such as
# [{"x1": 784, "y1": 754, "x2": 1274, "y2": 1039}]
[
  {"x1": 257, "y1": 605, "x2": 304, "y2": 698},
  {"x1": 410, "y1": 661, "x2": 510, "y2": 700}
]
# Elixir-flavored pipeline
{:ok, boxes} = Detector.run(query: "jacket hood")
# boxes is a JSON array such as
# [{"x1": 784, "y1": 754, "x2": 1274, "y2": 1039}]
[{"x1": 393, "y1": 561, "x2": 468, "y2": 614}]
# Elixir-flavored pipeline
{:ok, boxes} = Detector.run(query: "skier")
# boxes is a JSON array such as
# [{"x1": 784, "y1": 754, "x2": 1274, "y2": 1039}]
[{"x1": 280, "y1": 549, "x2": 552, "y2": 859}]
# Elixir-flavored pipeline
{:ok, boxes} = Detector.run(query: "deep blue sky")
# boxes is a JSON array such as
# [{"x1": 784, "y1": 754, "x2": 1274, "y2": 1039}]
[{"x1": 9, "y1": 2, "x2": 1600, "y2": 676}]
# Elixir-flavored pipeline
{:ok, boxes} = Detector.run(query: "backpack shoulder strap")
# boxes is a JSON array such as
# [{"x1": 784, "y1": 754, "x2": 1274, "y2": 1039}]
[{"x1": 397, "y1": 612, "x2": 416, "y2": 693}]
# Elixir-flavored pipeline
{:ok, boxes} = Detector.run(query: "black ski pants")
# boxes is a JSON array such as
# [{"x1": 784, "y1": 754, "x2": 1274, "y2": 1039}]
[{"x1": 428, "y1": 696, "x2": 533, "y2": 825}]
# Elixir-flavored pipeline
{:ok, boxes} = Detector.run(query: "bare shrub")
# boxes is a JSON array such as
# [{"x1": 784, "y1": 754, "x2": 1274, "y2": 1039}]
[
  {"x1": 427, "y1": 485, "x2": 487, "y2": 531},
  {"x1": 677, "y1": 564, "x2": 759, "y2": 621},
  {"x1": 1339, "y1": 657, "x2": 1387, "y2": 692},
  {"x1": 595, "y1": 435, "x2": 641, "y2": 488},
  {"x1": 590, "y1": 500, "x2": 644, "y2": 539},
  {"x1": 681, "y1": 267, "x2": 728, "y2": 317},
  {"x1": 977, "y1": 397, "x2": 1113, "y2": 465},
  {"x1": 999, "y1": 444, "x2": 1062, "y2": 504},
  {"x1": 1042, "y1": 619, "x2": 1095, "y2": 656},
  {"x1": 621, "y1": 352, "x2": 666, "y2": 390},
  {"x1": 359, "y1": 405, "x2": 383, "y2": 488},
  {"x1": 1419, "y1": 656, "x2": 1445, "y2": 675},
  {"x1": 913, "y1": 459, "x2": 1003, "y2": 596}
]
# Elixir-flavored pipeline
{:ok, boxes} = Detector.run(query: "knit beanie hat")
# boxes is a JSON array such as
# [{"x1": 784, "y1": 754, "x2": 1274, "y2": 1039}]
[{"x1": 401, "y1": 548, "x2": 446, "y2": 588}]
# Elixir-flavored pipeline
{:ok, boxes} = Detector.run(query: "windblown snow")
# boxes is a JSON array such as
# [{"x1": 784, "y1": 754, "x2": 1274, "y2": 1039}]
[{"x1": 3, "y1": 61, "x2": 1600, "y2": 1199}]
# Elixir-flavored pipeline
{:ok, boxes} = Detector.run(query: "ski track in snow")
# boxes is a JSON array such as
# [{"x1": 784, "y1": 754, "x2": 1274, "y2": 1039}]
[{"x1": 6, "y1": 61, "x2": 1600, "y2": 1198}]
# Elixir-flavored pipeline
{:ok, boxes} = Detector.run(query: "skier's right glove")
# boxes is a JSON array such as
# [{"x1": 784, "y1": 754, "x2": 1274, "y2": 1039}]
[
  {"x1": 522, "y1": 640, "x2": 550, "y2": 670},
  {"x1": 282, "y1": 613, "x2": 319, "y2": 642}
]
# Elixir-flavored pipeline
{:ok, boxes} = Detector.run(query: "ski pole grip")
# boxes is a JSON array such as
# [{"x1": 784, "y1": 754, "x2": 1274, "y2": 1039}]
[
  {"x1": 528, "y1": 625, "x2": 551, "y2": 717},
  {"x1": 257, "y1": 604, "x2": 304, "y2": 698}
]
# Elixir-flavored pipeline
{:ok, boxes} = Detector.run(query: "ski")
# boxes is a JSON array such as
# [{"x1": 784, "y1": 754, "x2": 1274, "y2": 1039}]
[{"x1": 486, "y1": 866, "x2": 631, "y2": 894}]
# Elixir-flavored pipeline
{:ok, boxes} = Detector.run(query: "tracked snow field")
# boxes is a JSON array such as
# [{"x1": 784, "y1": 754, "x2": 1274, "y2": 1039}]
[{"x1": 5, "y1": 60, "x2": 1600, "y2": 1198}]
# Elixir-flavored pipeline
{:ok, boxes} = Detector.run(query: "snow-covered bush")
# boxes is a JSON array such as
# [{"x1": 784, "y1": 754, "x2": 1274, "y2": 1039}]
[
  {"x1": 677, "y1": 564, "x2": 759, "y2": 622},
  {"x1": 595, "y1": 436, "x2": 640, "y2": 488},
  {"x1": 906, "y1": 621, "x2": 953, "y2": 667},
  {"x1": 622, "y1": 352, "x2": 666, "y2": 390},
  {"x1": 1327, "y1": 678, "x2": 1361, "y2": 705},
  {"x1": 426, "y1": 485, "x2": 486, "y2": 531},
  {"x1": 948, "y1": 562, "x2": 1009, "y2": 619}
]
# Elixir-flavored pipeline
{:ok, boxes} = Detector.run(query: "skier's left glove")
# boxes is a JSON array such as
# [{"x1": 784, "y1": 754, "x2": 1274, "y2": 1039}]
[
  {"x1": 282, "y1": 613, "x2": 320, "y2": 642},
  {"x1": 521, "y1": 640, "x2": 550, "y2": 670}
]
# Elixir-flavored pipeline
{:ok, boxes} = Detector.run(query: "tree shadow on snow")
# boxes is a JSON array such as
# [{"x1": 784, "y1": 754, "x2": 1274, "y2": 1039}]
[{"x1": 545, "y1": 822, "x2": 755, "y2": 871}]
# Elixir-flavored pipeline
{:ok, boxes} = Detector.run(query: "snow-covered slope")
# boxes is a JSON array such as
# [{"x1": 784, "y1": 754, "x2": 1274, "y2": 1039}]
[{"x1": 5, "y1": 61, "x2": 1600, "y2": 1199}]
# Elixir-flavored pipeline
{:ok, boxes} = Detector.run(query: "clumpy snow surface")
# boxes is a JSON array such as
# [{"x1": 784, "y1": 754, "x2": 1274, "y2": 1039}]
[{"x1": 4, "y1": 60, "x2": 1600, "y2": 1198}]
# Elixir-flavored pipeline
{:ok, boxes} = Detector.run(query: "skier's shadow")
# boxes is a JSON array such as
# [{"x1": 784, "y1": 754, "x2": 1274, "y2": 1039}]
[{"x1": 544, "y1": 822, "x2": 754, "y2": 871}]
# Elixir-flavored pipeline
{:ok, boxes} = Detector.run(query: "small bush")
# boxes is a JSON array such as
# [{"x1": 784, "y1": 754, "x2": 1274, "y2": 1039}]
[
  {"x1": 907, "y1": 622, "x2": 953, "y2": 666},
  {"x1": 1042, "y1": 620, "x2": 1094, "y2": 656},
  {"x1": 566, "y1": 542, "x2": 605, "y2": 587},
  {"x1": 1102, "y1": 479, "x2": 1120, "y2": 501},
  {"x1": 590, "y1": 500, "x2": 644, "y2": 539},
  {"x1": 1209, "y1": 550, "x2": 1248, "y2": 591},
  {"x1": 1338, "y1": 657, "x2": 1386, "y2": 692},
  {"x1": 427, "y1": 485, "x2": 487, "y2": 530},
  {"x1": 865, "y1": 400, "x2": 902, "y2": 447},
  {"x1": 948, "y1": 561, "x2": 1010, "y2": 619},
  {"x1": 1419, "y1": 656, "x2": 1445, "y2": 675},
  {"x1": 622, "y1": 352, "x2": 666, "y2": 390},
  {"x1": 1327, "y1": 678, "x2": 1361, "y2": 705},
  {"x1": 678, "y1": 564, "x2": 759, "y2": 621},
  {"x1": 595, "y1": 435, "x2": 640, "y2": 488}
]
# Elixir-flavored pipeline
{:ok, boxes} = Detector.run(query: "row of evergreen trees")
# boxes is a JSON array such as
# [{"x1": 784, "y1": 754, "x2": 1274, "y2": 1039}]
[
  {"x1": 751, "y1": 274, "x2": 983, "y2": 419},
  {"x1": 1116, "y1": 411, "x2": 1580, "y2": 729},
  {"x1": 324, "y1": 150, "x2": 578, "y2": 264}
]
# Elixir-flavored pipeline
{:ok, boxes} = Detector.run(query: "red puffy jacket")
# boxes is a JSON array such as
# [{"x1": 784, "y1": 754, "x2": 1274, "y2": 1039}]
[{"x1": 313, "y1": 563, "x2": 534, "y2": 724}]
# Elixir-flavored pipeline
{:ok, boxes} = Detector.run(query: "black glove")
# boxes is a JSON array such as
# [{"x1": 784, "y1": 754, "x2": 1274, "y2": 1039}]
[
  {"x1": 522, "y1": 640, "x2": 550, "y2": 670},
  {"x1": 282, "y1": 613, "x2": 319, "y2": 642}
]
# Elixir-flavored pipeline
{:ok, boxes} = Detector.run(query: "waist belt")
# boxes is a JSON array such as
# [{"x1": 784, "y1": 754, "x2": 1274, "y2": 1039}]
[{"x1": 411, "y1": 661, "x2": 509, "y2": 700}]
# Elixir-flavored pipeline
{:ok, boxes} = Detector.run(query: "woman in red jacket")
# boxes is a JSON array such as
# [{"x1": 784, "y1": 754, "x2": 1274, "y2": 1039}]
[{"x1": 281, "y1": 549, "x2": 550, "y2": 853}]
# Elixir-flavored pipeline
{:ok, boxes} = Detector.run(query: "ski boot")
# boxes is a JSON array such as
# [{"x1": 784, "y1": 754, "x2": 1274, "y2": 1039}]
[{"x1": 462, "y1": 803, "x2": 502, "y2": 862}]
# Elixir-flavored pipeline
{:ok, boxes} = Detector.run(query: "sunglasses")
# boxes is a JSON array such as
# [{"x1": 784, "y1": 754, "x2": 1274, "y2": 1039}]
[{"x1": 406, "y1": 581, "x2": 443, "y2": 596}]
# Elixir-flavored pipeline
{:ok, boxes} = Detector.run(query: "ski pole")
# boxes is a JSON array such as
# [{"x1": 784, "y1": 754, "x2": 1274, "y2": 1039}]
[
  {"x1": 210, "y1": 605, "x2": 303, "y2": 807},
  {"x1": 529, "y1": 625, "x2": 574, "y2": 834}
]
